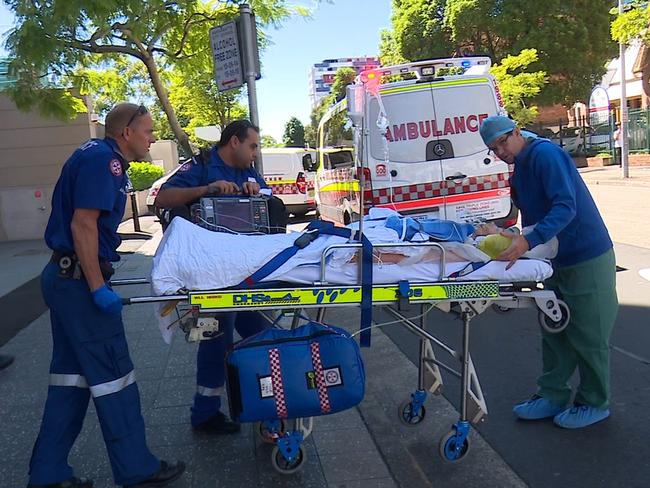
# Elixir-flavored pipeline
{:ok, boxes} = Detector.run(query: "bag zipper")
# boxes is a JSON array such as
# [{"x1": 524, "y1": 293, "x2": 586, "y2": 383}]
[{"x1": 235, "y1": 329, "x2": 336, "y2": 350}]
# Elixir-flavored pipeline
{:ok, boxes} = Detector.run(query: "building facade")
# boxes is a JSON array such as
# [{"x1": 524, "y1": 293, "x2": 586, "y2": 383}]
[{"x1": 308, "y1": 56, "x2": 380, "y2": 109}]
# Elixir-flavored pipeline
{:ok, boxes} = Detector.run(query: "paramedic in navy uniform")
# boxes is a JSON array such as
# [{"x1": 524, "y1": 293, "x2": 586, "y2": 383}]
[
  {"x1": 28, "y1": 103, "x2": 185, "y2": 488},
  {"x1": 155, "y1": 120, "x2": 270, "y2": 434}
]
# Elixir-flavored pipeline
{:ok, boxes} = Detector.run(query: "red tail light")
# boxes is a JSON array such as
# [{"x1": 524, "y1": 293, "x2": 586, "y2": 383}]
[
  {"x1": 356, "y1": 167, "x2": 373, "y2": 212},
  {"x1": 504, "y1": 217, "x2": 517, "y2": 227},
  {"x1": 296, "y1": 172, "x2": 306, "y2": 194}
]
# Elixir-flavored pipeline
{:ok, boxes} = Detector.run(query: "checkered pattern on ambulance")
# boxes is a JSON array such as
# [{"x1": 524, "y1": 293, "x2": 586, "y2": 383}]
[
  {"x1": 265, "y1": 176, "x2": 315, "y2": 195},
  {"x1": 371, "y1": 172, "x2": 510, "y2": 205}
]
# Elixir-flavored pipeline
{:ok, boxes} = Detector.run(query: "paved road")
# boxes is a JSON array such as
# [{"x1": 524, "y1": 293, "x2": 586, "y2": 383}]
[
  {"x1": 586, "y1": 184, "x2": 650, "y2": 249},
  {"x1": 380, "y1": 178, "x2": 650, "y2": 488}
]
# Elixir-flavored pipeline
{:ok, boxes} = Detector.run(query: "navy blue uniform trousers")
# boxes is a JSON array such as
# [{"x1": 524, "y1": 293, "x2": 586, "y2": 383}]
[
  {"x1": 191, "y1": 311, "x2": 268, "y2": 426},
  {"x1": 29, "y1": 262, "x2": 159, "y2": 486}
]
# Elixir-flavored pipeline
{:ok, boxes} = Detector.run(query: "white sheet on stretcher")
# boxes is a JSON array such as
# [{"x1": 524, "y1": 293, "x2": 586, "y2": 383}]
[{"x1": 152, "y1": 218, "x2": 553, "y2": 296}]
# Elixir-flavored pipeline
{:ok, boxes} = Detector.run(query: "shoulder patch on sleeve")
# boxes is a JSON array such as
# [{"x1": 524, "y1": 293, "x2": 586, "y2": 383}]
[
  {"x1": 109, "y1": 159, "x2": 123, "y2": 176},
  {"x1": 178, "y1": 162, "x2": 192, "y2": 172}
]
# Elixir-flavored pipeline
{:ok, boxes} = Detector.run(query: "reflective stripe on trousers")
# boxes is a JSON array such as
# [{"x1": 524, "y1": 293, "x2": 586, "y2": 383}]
[
  {"x1": 197, "y1": 385, "x2": 224, "y2": 397},
  {"x1": 49, "y1": 370, "x2": 136, "y2": 398}
]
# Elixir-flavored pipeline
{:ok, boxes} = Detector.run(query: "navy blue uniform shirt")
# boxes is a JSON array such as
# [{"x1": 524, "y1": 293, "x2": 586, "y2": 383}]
[
  {"x1": 45, "y1": 138, "x2": 130, "y2": 262},
  {"x1": 162, "y1": 146, "x2": 268, "y2": 192},
  {"x1": 512, "y1": 137, "x2": 612, "y2": 268}
]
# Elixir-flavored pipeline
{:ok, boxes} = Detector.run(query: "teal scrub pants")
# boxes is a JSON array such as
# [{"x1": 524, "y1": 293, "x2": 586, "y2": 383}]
[{"x1": 538, "y1": 248, "x2": 618, "y2": 409}]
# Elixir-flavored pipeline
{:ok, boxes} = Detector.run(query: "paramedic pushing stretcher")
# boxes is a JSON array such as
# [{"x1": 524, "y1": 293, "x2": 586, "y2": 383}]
[
  {"x1": 29, "y1": 103, "x2": 185, "y2": 488},
  {"x1": 480, "y1": 116, "x2": 618, "y2": 429},
  {"x1": 154, "y1": 120, "x2": 276, "y2": 434}
]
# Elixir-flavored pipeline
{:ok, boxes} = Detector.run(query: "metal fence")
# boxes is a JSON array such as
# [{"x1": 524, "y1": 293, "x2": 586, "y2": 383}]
[
  {"x1": 524, "y1": 108, "x2": 650, "y2": 162},
  {"x1": 526, "y1": 115, "x2": 616, "y2": 160}
]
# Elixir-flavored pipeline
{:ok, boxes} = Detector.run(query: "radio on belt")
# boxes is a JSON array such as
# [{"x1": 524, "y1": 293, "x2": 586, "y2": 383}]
[{"x1": 192, "y1": 196, "x2": 270, "y2": 233}]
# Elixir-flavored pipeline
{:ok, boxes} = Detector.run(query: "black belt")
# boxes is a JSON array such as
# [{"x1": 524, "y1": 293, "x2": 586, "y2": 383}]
[{"x1": 51, "y1": 251, "x2": 114, "y2": 281}]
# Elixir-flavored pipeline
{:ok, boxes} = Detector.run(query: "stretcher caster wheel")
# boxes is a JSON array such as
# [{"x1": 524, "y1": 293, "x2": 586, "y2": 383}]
[
  {"x1": 439, "y1": 430, "x2": 470, "y2": 463},
  {"x1": 538, "y1": 300, "x2": 570, "y2": 334},
  {"x1": 256, "y1": 419, "x2": 286, "y2": 444},
  {"x1": 271, "y1": 444, "x2": 306, "y2": 474},
  {"x1": 398, "y1": 400, "x2": 426, "y2": 426},
  {"x1": 492, "y1": 303, "x2": 511, "y2": 314}
]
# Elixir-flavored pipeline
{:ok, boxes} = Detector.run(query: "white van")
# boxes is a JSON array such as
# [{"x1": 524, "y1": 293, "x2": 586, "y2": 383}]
[
  {"x1": 261, "y1": 147, "x2": 317, "y2": 217},
  {"x1": 316, "y1": 57, "x2": 517, "y2": 227},
  {"x1": 147, "y1": 147, "x2": 318, "y2": 217}
]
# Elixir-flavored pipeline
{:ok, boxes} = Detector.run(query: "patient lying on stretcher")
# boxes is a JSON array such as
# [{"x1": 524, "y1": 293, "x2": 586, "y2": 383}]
[{"x1": 349, "y1": 218, "x2": 557, "y2": 266}]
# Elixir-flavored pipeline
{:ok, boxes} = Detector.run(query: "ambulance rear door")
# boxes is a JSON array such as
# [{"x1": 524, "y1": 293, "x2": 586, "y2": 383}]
[
  {"x1": 367, "y1": 82, "x2": 445, "y2": 220},
  {"x1": 430, "y1": 78, "x2": 512, "y2": 223}
]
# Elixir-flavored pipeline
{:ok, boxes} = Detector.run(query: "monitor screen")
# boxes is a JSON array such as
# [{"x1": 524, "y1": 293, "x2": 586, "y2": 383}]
[{"x1": 214, "y1": 200, "x2": 254, "y2": 232}]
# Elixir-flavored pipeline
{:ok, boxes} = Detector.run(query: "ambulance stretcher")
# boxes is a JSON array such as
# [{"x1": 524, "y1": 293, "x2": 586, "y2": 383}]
[{"x1": 117, "y1": 226, "x2": 570, "y2": 472}]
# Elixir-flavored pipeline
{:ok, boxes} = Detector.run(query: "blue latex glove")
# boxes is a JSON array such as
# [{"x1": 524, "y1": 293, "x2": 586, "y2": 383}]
[{"x1": 92, "y1": 284, "x2": 123, "y2": 315}]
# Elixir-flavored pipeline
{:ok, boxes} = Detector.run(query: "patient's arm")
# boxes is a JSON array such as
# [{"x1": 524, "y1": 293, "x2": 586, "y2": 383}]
[
  {"x1": 472, "y1": 222, "x2": 501, "y2": 237},
  {"x1": 349, "y1": 248, "x2": 466, "y2": 264}
]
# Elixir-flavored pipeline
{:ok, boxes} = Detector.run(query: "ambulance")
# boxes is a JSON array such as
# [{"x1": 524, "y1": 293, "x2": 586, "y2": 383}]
[
  {"x1": 261, "y1": 147, "x2": 317, "y2": 217},
  {"x1": 315, "y1": 57, "x2": 517, "y2": 226}
]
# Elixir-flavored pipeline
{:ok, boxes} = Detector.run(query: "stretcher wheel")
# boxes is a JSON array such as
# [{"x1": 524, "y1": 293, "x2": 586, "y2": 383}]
[
  {"x1": 398, "y1": 400, "x2": 426, "y2": 426},
  {"x1": 491, "y1": 303, "x2": 511, "y2": 314},
  {"x1": 538, "y1": 300, "x2": 570, "y2": 334},
  {"x1": 256, "y1": 420, "x2": 286, "y2": 444},
  {"x1": 439, "y1": 430, "x2": 470, "y2": 463},
  {"x1": 271, "y1": 444, "x2": 306, "y2": 474}
]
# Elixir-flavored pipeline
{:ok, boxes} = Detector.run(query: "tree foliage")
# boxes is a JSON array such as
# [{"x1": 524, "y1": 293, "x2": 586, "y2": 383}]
[
  {"x1": 611, "y1": 1, "x2": 650, "y2": 44},
  {"x1": 384, "y1": 0, "x2": 617, "y2": 105},
  {"x1": 305, "y1": 67, "x2": 356, "y2": 148},
  {"x1": 261, "y1": 134, "x2": 280, "y2": 147},
  {"x1": 282, "y1": 116, "x2": 305, "y2": 147},
  {"x1": 2, "y1": 0, "x2": 308, "y2": 153},
  {"x1": 127, "y1": 161, "x2": 164, "y2": 191},
  {"x1": 490, "y1": 49, "x2": 547, "y2": 126}
]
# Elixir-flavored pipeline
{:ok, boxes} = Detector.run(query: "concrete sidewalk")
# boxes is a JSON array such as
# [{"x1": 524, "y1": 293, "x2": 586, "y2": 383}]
[
  {"x1": 0, "y1": 217, "x2": 525, "y2": 487},
  {"x1": 579, "y1": 165, "x2": 650, "y2": 187}
]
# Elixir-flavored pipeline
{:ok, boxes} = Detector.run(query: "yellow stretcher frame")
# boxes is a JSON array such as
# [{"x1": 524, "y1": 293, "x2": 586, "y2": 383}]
[{"x1": 188, "y1": 281, "x2": 500, "y2": 312}]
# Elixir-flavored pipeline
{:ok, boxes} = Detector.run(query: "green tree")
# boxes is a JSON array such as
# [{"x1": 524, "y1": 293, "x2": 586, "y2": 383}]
[
  {"x1": 383, "y1": 0, "x2": 617, "y2": 105},
  {"x1": 2, "y1": 0, "x2": 308, "y2": 153},
  {"x1": 330, "y1": 67, "x2": 356, "y2": 101},
  {"x1": 282, "y1": 116, "x2": 306, "y2": 147},
  {"x1": 611, "y1": 1, "x2": 650, "y2": 44},
  {"x1": 261, "y1": 134, "x2": 280, "y2": 147},
  {"x1": 305, "y1": 67, "x2": 357, "y2": 147},
  {"x1": 490, "y1": 49, "x2": 548, "y2": 126}
]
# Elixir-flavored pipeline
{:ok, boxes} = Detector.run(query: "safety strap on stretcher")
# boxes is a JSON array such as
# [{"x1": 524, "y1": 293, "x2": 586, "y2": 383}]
[{"x1": 237, "y1": 220, "x2": 374, "y2": 347}]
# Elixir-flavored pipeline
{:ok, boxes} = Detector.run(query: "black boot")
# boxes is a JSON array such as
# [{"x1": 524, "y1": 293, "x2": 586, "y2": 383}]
[
  {"x1": 193, "y1": 411, "x2": 240, "y2": 435},
  {"x1": 0, "y1": 354, "x2": 14, "y2": 370},
  {"x1": 123, "y1": 461, "x2": 186, "y2": 487},
  {"x1": 27, "y1": 477, "x2": 93, "y2": 488}
]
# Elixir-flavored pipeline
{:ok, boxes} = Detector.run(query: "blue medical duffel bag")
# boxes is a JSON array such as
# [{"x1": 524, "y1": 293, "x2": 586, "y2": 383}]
[{"x1": 225, "y1": 321, "x2": 365, "y2": 422}]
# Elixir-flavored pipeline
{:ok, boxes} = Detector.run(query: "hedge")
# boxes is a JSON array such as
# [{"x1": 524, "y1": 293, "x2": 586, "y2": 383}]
[{"x1": 127, "y1": 161, "x2": 164, "y2": 191}]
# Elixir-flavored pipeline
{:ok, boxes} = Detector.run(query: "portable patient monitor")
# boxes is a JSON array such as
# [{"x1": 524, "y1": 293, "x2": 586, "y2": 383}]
[{"x1": 193, "y1": 196, "x2": 270, "y2": 233}]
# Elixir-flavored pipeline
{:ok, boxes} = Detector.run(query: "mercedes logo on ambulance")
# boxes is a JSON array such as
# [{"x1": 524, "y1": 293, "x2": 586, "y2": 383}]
[{"x1": 433, "y1": 143, "x2": 446, "y2": 156}]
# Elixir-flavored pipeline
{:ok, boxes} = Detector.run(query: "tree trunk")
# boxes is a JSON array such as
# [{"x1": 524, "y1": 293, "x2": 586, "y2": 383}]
[{"x1": 142, "y1": 55, "x2": 192, "y2": 155}]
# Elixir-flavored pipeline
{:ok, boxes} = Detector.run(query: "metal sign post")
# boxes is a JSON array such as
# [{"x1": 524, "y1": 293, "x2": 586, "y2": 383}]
[
  {"x1": 619, "y1": 0, "x2": 629, "y2": 178},
  {"x1": 238, "y1": 4, "x2": 263, "y2": 173}
]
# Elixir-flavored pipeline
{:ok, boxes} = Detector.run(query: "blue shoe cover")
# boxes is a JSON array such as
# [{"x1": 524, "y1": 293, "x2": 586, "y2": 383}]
[
  {"x1": 553, "y1": 404, "x2": 610, "y2": 429},
  {"x1": 513, "y1": 395, "x2": 565, "y2": 420}
]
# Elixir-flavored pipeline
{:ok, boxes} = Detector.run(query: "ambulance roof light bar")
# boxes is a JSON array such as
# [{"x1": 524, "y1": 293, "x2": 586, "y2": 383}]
[{"x1": 361, "y1": 56, "x2": 492, "y2": 81}]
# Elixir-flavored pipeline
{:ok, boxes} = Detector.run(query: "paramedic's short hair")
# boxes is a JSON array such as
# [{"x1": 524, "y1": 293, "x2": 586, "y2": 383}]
[
  {"x1": 218, "y1": 120, "x2": 260, "y2": 147},
  {"x1": 105, "y1": 103, "x2": 147, "y2": 137}
]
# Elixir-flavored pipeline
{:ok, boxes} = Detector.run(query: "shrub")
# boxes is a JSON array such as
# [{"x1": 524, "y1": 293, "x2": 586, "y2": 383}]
[{"x1": 127, "y1": 161, "x2": 164, "y2": 191}]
